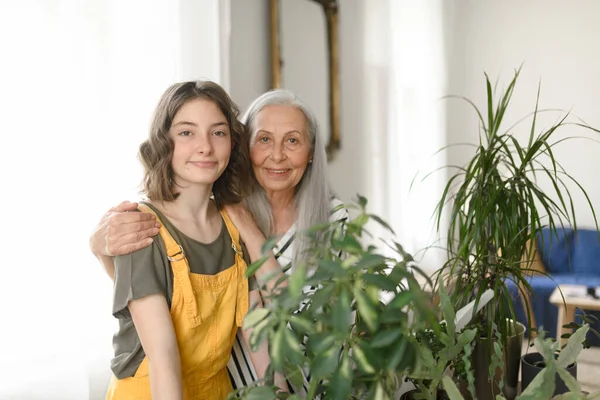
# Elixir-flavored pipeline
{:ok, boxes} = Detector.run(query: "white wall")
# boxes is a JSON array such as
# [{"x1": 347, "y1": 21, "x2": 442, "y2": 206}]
[
  {"x1": 228, "y1": 1, "x2": 448, "y2": 271},
  {"x1": 229, "y1": 0, "x2": 270, "y2": 110},
  {"x1": 229, "y1": 0, "x2": 374, "y2": 205},
  {"x1": 445, "y1": 0, "x2": 600, "y2": 229}
]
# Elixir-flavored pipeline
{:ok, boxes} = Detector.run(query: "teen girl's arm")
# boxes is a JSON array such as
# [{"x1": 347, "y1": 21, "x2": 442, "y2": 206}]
[
  {"x1": 113, "y1": 240, "x2": 182, "y2": 399},
  {"x1": 89, "y1": 201, "x2": 160, "y2": 279},
  {"x1": 129, "y1": 294, "x2": 183, "y2": 400}
]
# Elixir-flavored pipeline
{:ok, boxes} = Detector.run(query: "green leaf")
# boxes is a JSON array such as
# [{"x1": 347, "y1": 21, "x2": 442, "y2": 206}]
[
  {"x1": 288, "y1": 262, "x2": 306, "y2": 299},
  {"x1": 330, "y1": 351, "x2": 352, "y2": 400},
  {"x1": 283, "y1": 362, "x2": 306, "y2": 393},
  {"x1": 379, "y1": 307, "x2": 408, "y2": 325},
  {"x1": 261, "y1": 236, "x2": 278, "y2": 255},
  {"x1": 317, "y1": 259, "x2": 345, "y2": 277},
  {"x1": 372, "y1": 382, "x2": 390, "y2": 400},
  {"x1": 556, "y1": 367, "x2": 580, "y2": 393},
  {"x1": 363, "y1": 273, "x2": 398, "y2": 292},
  {"x1": 550, "y1": 393, "x2": 587, "y2": 400},
  {"x1": 388, "y1": 290, "x2": 413, "y2": 310},
  {"x1": 242, "y1": 308, "x2": 270, "y2": 330},
  {"x1": 557, "y1": 324, "x2": 589, "y2": 368},
  {"x1": 249, "y1": 317, "x2": 270, "y2": 351},
  {"x1": 245, "y1": 256, "x2": 268, "y2": 278},
  {"x1": 283, "y1": 328, "x2": 305, "y2": 365},
  {"x1": 442, "y1": 376, "x2": 465, "y2": 400},
  {"x1": 518, "y1": 364, "x2": 555, "y2": 399},
  {"x1": 370, "y1": 328, "x2": 404, "y2": 348},
  {"x1": 311, "y1": 345, "x2": 340, "y2": 379},
  {"x1": 309, "y1": 284, "x2": 335, "y2": 310},
  {"x1": 351, "y1": 342, "x2": 375, "y2": 374},
  {"x1": 306, "y1": 332, "x2": 336, "y2": 355},
  {"x1": 244, "y1": 386, "x2": 277, "y2": 400},
  {"x1": 350, "y1": 213, "x2": 369, "y2": 228},
  {"x1": 355, "y1": 289, "x2": 379, "y2": 332},
  {"x1": 352, "y1": 253, "x2": 388, "y2": 272},
  {"x1": 385, "y1": 336, "x2": 407, "y2": 371},
  {"x1": 289, "y1": 315, "x2": 315, "y2": 335},
  {"x1": 332, "y1": 289, "x2": 352, "y2": 332},
  {"x1": 368, "y1": 214, "x2": 396, "y2": 235},
  {"x1": 395, "y1": 339, "x2": 416, "y2": 371},
  {"x1": 332, "y1": 235, "x2": 363, "y2": 254},
  {"x1": 269, "y1": 326, "x2": 285, "y2": 371},
  {"x1": 357, "y1": 194, "x2": 368, "y2": 209}
]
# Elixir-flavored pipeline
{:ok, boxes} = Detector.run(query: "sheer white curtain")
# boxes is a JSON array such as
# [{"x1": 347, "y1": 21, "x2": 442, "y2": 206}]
[
  {"x1": 364, "y1": 0, "x2": 448, "y2": 274},
  {"x1": 0, "y1": 1, "x2": 226, "y2": 398}
]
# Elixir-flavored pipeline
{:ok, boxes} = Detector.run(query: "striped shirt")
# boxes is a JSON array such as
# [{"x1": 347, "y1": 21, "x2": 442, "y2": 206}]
[{"x1": 227, "y1": 198, "x2": 348, "y2": 394}]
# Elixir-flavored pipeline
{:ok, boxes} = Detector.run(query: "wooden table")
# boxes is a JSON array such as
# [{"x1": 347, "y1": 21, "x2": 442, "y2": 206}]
[{"x1": 549, "y1": 284, "x2": 600, "y2": 345}]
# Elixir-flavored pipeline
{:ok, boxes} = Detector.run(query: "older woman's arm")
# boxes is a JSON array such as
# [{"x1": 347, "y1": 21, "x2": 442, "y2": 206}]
[
  {"x1": 89, "y1": 201, "x2": 160, "y2": 278},
  {"x1": 240, "y1": 290, "x2": 289, "y2": 392},
  {"x1": 225, "y1": 204, "x2": 287, "y2": 293}
]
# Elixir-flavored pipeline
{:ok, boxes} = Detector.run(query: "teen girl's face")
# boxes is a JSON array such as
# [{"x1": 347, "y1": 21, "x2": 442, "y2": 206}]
[{"x1": 169, "y1": 99, "x2": 232, "y2": 188}]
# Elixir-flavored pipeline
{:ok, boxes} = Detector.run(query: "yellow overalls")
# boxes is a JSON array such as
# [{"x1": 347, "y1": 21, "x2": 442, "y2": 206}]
[{"x1": 106, "y1": 205, "x2": 249, "y2": 400}]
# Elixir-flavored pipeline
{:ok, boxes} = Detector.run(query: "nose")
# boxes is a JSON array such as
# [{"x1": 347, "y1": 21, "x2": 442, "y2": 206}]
[
  {"x1": 195, "y1": 133, "x2": 213, "y2": 155},
  {"x1": 269, "y1": 141, "x2": 286, "y2": 162}
]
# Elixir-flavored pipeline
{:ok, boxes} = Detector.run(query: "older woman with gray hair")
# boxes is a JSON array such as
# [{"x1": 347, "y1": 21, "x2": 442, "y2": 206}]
[
  {"x1": 233, "y1": 89, "x2": 346, "y2": 269},
  {"x1": 89, "y1": 88, "x2": 347, "y2": 394}
]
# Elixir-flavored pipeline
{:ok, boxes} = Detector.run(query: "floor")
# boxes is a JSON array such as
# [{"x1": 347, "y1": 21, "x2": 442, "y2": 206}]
[{"x1": 521, "y1": 342, "x2": 600, "y2": 394}]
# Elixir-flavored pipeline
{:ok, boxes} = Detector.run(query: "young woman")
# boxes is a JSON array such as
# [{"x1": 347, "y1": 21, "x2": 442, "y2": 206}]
[{"x1": 105, "y1": 80, "x2": 270, "y2": 400}]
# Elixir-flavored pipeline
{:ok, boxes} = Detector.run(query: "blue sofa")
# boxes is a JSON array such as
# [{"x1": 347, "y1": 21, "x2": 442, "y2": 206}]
[{"x1": 509, "y1": 227, "x2": 600, "y2": 345}]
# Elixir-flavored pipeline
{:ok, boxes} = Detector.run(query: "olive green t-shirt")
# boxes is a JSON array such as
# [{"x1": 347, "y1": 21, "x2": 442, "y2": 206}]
[{"x1": 110, "y1": 202, "x2": 255, "y2": 379}]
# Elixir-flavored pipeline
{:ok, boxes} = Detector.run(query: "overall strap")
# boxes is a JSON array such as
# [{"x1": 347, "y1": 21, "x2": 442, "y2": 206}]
[
  {"x1": 219, "y1": 208, "x2": 249, "y2": 327},
  {"x1": 137, "y1": 203, "x2": 202, "y2": 325},
  {"x1": 219, "y1": 208, "x2": 243, "y2": 259},
  {"x1": 137, "y1": 204, "x2": 185, "y2": 261}
]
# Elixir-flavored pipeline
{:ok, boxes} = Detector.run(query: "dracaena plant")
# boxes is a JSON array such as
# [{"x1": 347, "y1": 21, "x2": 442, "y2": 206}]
[
  {"x1": 229, "y1": 196, "x2": 439, "y2": 400},
  {"x1": 433, "y1": 67, "x2": 599, "y2": 347}
]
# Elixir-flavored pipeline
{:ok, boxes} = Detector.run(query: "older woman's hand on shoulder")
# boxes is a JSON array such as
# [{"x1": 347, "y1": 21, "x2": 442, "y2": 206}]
[{"x1": 89, "y1": 200, "x2": 160, "y2": 279}]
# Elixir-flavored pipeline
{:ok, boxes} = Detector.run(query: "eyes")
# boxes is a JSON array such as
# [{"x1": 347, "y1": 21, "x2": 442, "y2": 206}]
[
  {"x1": 256, "y1": 135, "x2": 301, "y2": 146},
  {"x1": 177, "y1": 130, "x2": 228, "y2": 137}
]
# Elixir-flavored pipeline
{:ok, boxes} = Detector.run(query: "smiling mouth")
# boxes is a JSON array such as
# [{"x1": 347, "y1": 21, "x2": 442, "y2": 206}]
[
  {"x1": 266, "y1": 169, "x2": 291, "y2": 174},
  {"x1": 189, "y1": 161, "x2": 217, "y2": 168}
]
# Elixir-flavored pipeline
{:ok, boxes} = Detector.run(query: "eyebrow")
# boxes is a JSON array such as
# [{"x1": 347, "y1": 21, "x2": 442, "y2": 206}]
[
  {"x1": 172, "y1": 120, "x2": 229, "y2": 128},
  {"x1": 256, "y1": 129, "x2": 303, "y2": 135}
]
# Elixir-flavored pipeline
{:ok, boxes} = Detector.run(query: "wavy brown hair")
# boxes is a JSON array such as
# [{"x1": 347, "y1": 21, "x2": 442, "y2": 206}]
[{"x1": 139, "y1": 80, "x2": 252, "y2": 207}]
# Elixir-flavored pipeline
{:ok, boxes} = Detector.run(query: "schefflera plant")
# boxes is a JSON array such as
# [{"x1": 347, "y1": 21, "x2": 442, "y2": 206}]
[{"x1": 229, "y1": 196, "x2": 439, "y2": 400}]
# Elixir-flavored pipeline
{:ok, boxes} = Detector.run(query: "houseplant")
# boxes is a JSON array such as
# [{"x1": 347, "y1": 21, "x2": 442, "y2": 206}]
[
  {"x1": 432, "y1": 67, "x2": 599, "y2": 399},
  {"x1": 441, "y1": 323, "x2": 600, "y2": 400},
  {"x1": 228, "y1": 196, "x2": 440, "y2": 400},
  {"x1": 522, "y1": 311, "x2": 600, "y2": 395},
  {"x1": 401, "y1": 280, "x2": 478, "y2": 400}
]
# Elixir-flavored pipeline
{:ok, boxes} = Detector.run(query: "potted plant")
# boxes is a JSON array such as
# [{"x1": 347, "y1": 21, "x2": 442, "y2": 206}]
[
  {"x1": 401, "y1": 281, "x2": 478, "y2": 400},
  {"x1": 431, "y1": 67, "x2": 599, "y2": 399},
  {"x1": 521, "y1": 311, "x2": 600, "y2": 396},
  {"x1": 230, "y1": 196, "x2": 440, "y2": 400},
  {"x1": 442, "y1": 323, "x2": 600, "y2": 400}
]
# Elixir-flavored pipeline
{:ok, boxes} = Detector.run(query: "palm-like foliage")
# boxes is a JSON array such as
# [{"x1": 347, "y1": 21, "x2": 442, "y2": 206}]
[{"x1": 434, "y1": 68, "x2": 599, "y2": 345}]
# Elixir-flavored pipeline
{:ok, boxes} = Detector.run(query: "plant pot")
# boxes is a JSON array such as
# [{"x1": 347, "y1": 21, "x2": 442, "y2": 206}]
[
  {"x1": 470, "y1": 319, "x2": 525, "y2": 400},
  {"x1": 521, "y1": 352, "x2": 577, "y2": 396}
]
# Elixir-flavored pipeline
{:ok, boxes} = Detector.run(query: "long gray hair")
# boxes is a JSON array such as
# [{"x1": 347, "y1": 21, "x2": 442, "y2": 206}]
[{"x1": 241, "y1": 89, "x2": 331, "y2": 261}]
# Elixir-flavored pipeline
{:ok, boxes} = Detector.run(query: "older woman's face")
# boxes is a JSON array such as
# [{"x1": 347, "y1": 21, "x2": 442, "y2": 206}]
[{"x1": 250, "y1": 105, "x2": 312, "y2": 198}]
